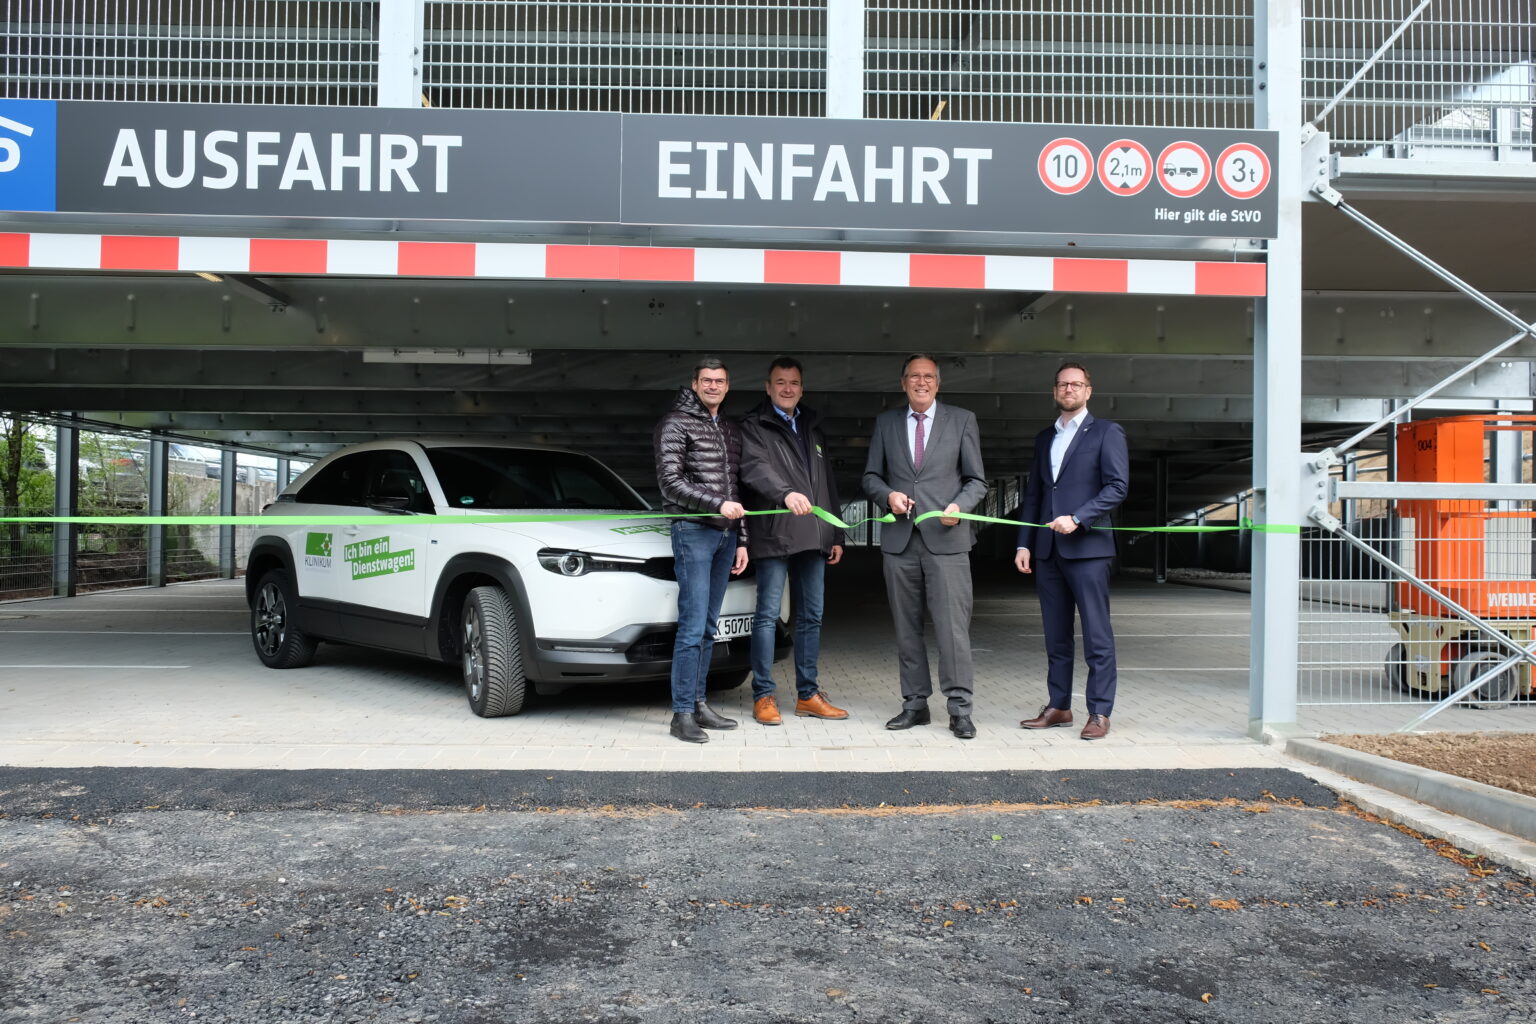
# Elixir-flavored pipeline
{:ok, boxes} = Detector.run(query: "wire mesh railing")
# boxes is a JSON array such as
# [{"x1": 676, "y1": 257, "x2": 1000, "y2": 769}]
[
  {"x1": 422, "y1": 0, "x2": 827, "y2": 113},
  {"x1": 1304, "y1": 0, "x2": 1535, "y2": 160},
  {"x1": 863, "y1": 0, "x2": 1256, "y2": 126},
  {"x1": 1, "y1": 0, "x2": 379, "y2": 104},
  {"x1": 1300, "y1": 509, "x2": 1536, "y2": 710}
]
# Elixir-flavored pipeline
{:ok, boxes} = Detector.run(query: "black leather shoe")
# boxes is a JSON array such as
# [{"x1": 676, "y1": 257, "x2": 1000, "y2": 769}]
[
  {"x1": 693, "y1": 703, "x2": 739, "y2": 730},
  {"x1": 885, "y1": 707, "x2": 931, "y2": 730},
  {"x1": 670, "y1": 712, "x2": 709, "y2": 743},
  {"x1": 949, "y1": 715, "x2": 977, "y2": 739}
]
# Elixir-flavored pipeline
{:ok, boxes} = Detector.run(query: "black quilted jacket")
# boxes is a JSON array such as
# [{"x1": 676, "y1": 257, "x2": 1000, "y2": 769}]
[{"x1": 653, "y1": 386, "x2": 746, "y2": 536}]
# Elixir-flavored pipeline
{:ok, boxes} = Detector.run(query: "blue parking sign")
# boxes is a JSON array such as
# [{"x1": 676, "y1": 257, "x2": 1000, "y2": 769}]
[{"x1": 0, "y1": 99, "x2": 58, "y2": 212}]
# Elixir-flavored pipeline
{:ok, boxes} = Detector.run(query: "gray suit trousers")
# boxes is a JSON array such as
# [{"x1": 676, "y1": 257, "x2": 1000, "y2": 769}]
[{"x1": 881, "y1": 530, "x2": 975, "y2": 715}]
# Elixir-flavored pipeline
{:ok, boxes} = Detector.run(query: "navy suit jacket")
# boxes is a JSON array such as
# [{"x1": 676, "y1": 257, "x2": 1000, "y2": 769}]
[{"x1": 1017, "y1": 412, "x2": 1129, "y2": 560}]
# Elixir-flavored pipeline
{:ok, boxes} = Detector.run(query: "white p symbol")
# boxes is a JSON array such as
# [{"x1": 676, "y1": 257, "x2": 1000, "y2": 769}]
[{"x1": 0, "y1": 114, "x2": 36, "y2": 174}]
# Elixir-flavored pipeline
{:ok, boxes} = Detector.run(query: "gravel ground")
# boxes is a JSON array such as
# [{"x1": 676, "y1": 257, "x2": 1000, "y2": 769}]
[
  {"x1": 1322, "y1": 733, "x2": 1536, "y2": 798},
  {"x1": 2, "y1": 768, "x2": 1533, "y2": 1024}
]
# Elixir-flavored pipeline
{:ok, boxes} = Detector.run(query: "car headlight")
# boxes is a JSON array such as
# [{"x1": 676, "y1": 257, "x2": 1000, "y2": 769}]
[{"x1": 536, "y1": 548, "x2": 648, "y2": 577}]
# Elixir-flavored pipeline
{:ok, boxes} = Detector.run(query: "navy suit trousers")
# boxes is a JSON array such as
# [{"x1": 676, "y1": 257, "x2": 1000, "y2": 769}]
[{"x1": 1035, "y1": 554, "x2": 1117, "y2": 716}]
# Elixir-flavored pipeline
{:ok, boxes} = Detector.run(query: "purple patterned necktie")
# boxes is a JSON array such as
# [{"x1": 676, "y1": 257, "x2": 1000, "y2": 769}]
[{"x1": 913, "y1": 412, "x2": 926, "y2": 470}]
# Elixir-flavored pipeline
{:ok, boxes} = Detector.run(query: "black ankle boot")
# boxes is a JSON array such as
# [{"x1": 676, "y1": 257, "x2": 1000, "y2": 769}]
[
  {"x1": 693, "y1": 703, "x2": 739, "y2": 730},
  {"x1": 670, "y1": 712, "x2": 708, "y2": 743}
]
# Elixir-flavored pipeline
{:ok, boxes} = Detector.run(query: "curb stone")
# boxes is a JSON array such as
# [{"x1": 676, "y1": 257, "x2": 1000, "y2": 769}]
[{"x1": 1284, "y1": 736, "x2": 1536, "y2": 876}]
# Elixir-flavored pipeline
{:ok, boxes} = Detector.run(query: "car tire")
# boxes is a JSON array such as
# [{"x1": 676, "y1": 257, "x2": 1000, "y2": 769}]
[
  {"x1": 705, "y1": 669, "x2": 750, "y2": 691},
  {"x1": 462, "y1": 585, "x2": 527, "y2": 717},
  {"x1": 250, "y1": 569, "x2": 318, "y2": 669}
]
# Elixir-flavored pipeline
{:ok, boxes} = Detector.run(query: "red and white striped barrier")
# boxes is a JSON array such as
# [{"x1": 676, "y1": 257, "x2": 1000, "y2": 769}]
[{"x1": 0, "y1": 232, "x2": 1266, "y2": 297}]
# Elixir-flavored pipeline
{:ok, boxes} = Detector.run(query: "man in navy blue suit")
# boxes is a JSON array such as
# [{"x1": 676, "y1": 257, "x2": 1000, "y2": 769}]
[{"x1": 1014, "y1": 362, "x2": 1130, "y2": 741}]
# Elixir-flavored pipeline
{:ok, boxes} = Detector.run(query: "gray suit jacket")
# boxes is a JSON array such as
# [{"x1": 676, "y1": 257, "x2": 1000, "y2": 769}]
[{"x1": 862, "y1": 402, "x2": 989, "y2": 555}]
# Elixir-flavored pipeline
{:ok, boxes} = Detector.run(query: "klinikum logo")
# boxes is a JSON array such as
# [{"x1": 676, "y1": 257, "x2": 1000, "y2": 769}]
[
  {"x1": 304, "y1": 531, "x2": 333, "y2": 569},
  {"x1": 0, "y1": 113, "x2": 33, "y2": 173}
]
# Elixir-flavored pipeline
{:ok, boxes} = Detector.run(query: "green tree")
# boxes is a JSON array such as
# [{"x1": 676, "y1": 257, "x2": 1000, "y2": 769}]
[{"x1": 0, "y1": 416, "x2": 55, "y2": 561}]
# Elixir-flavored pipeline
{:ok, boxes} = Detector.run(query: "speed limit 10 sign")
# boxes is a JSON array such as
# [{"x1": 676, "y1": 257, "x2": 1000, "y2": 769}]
[{"x1": 1037, "y1": 138, "x2": 1093, "y2": 195}]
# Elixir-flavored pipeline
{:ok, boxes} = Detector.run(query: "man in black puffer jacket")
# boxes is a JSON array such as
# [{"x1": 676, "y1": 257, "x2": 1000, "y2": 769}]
[
  {"x1": 653, "y1": 357, "x2": 749, "y2": 743},
  {"x1": 739, "y1": 356, "x2": 849, "y2": 727}
]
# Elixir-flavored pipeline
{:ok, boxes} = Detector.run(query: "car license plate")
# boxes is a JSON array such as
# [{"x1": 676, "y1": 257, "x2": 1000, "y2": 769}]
[{"x1": 714, "y1": 614, "x2": 752, "y2": 642}]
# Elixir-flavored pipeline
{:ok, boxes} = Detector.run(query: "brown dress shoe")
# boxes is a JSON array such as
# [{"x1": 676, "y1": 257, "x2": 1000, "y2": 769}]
[
  {"x1": 795, "y1": 692, "x2": 849, "y2": 720},
  {"x1": 753, "y1": 695, "x2": 782, "y2": 726},
  {"x1": 1080, "y1": 714, "x2": 1111, "y2": 741},
  {"x1": 1020, "y1": 705, "x2": 1073, "y2": 729}
]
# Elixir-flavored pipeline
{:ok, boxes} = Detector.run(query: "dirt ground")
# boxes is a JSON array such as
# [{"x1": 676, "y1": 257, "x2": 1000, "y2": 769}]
[{"x1": 1322, "y1": 732, "x2": 1536, "y2": 798}]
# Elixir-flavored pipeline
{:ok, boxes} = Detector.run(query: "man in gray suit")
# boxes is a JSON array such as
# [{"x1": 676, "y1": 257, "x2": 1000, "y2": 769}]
[{"x1": 863, "y1": 354, "x2": 989, "y2": 738}]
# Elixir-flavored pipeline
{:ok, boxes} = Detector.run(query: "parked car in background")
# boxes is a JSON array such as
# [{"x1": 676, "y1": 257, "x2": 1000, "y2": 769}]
[{"x1": 245, "y1": 439, "x2": 777, "y2": 716}]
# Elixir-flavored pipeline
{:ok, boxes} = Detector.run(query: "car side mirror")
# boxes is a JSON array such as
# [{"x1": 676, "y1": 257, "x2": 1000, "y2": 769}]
[{"x1": 367, "y1": 495, "x2": 413, "y2": 513}]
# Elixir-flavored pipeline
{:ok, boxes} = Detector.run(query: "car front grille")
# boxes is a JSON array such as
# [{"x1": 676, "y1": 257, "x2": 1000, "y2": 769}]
[
  {"x1": 627, "y1": 629, "x2": 676, "y2": 663},
  {"x1": 639, "y1": 557, "x2": 675, "y2": 581}
]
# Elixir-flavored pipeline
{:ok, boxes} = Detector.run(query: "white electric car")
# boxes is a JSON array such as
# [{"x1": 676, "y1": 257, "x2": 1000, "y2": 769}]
[{"x1": 245, "y1": 439, "x2": 768, "y2": 716}]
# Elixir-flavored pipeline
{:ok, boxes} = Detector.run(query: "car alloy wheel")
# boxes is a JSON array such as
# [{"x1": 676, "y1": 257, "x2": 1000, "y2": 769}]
[{"x1": 254, "y1": 581, "x2": 287, "y2": 658}]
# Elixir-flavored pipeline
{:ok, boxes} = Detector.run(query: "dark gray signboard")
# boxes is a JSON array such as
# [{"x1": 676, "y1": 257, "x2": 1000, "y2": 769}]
[{"x1": 0, "y1": 99, "x2": 1278, "y2": 238}]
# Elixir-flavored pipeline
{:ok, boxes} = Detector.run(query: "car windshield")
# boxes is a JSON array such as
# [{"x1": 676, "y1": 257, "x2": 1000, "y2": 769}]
[{"x1": 425, "y1": 447, "x2": 648, "y2": 511}]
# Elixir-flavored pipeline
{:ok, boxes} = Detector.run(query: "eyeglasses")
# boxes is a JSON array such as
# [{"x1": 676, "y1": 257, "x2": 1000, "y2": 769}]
[
  {"x1": 1054, "y1": 381, "x2": 1089, "y2": 392},
  {"x1": 696, "y1": 377, "x2": 729, "y2": 387}
]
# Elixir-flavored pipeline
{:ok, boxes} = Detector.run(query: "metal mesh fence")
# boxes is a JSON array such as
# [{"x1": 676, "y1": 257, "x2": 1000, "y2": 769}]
[
  {"x1": 1304, "y1": 0, "x2": 1536, "y2": 159},
  {"x1": 1300, "y1": 506, "x2": 1536, "y2": 710},
  {"x1": 863, "y1": 0, "x2": 1255, "y2": 126},
  {"x1": 1, "y1": 0, "x2": 378, "y2": 104},
  {"x1": 422, "y1": 0, "x2": 827, "y2": 113}
]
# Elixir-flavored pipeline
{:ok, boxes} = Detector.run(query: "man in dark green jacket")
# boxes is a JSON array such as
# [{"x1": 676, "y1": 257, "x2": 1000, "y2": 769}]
[{"x1": 738, "y1": 357, "x2": 848, "y2": 726}]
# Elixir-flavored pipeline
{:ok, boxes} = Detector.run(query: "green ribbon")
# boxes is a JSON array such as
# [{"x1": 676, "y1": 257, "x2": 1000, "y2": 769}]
[{"x1": 0, "y1": 508, "x2": 1302, "y2": 533}]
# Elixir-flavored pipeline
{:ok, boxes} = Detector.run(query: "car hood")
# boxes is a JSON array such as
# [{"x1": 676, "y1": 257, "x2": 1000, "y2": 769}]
[{"x1": 446, "y1": 509, "x2": 677, "y2": 555}]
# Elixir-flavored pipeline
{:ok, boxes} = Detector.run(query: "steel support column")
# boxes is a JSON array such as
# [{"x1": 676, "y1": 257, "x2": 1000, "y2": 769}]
[
  {"x1": 146, "y1": 436, "x2": 168, "y2": 588},
  {"x1": 218, "y1": 450, "x2": 236, "y2": 579},
  {"x1": 378, "y1": 0, "x2": 426, "y2": 108},
  {"x1": 51, "y1": 416, "x2": 79, "y2": 598},
  {"x1": 1154, "y1": 457, "x2": 1169, "y2": 583},
  {"x1": 826, "y1": 0, "x2": 865, "y2": 118},
  {"x1": 1250, "y1": 0, "x2": 1303, "y2": 738}
]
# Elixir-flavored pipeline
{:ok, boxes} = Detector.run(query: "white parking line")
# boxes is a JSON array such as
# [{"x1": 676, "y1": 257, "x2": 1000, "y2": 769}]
[
  {"x1": 0, "y1": 630, "x2": 245, "y2": 635},
  {"x1": 0, "y1": 664, "x2": 192, "y2": 669}
]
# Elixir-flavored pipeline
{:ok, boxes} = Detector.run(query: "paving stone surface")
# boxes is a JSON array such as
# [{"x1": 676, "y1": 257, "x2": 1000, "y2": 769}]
[{"x1": 1, "y1": 553, "x2": 1531, "y2": 772}]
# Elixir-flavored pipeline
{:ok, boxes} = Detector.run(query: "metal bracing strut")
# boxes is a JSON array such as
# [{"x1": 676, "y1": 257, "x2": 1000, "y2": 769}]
[
  {"x1": 1305, "y1": 173, "x2": 1536, "y2": 728},
  {"x1": 1309, "y1": 0, "x2": 1434, "y2": 129},
  {"x1": 1309, "y1": 182, "x2": 1536, "y2": 461}
]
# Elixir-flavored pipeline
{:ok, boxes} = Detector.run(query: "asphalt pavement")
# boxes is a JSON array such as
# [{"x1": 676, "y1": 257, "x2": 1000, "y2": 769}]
[{"x1": 3, "y1": 767, "x2": 1532, "y2": 1024}]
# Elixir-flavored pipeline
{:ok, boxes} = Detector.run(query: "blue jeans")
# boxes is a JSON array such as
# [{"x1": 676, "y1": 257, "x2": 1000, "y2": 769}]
[
  {"x1": 750, "y1": 549, "x2": 826, "y2": 701},
  {"x1": 669, "y1": 520, "x2": 737, "y2": 713}
]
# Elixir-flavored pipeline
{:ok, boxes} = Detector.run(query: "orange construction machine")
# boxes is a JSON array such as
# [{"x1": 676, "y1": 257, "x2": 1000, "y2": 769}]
[{"x1": 1386, "y1": 414, "x2": 1535, "y2": 706}]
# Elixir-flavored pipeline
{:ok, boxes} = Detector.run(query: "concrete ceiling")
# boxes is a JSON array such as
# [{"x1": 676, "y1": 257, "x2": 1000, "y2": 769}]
[{"x1": 3, "y1": 187, "x2": 1535, "y2": 523}]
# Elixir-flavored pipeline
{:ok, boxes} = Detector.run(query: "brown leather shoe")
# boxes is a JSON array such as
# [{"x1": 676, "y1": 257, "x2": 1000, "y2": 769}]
[
  {"x1": 795, "y1": 692, "x2": 849, "y2": 720},
  {"x1": 1020, "y1": 705, "x2": 1073, "y2": 729},
  {"x1": 1080, "y1": 714, "x2": 1111, "y2": 741},
  {"x1": 753, "y1": 695, "x2": 782, "y2": 726}
]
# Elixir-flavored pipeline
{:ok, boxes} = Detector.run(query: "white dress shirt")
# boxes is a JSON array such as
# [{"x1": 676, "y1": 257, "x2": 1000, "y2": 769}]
[{"x1": 1050, "y1": 407, "x2": 1089, "y2": 480}]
